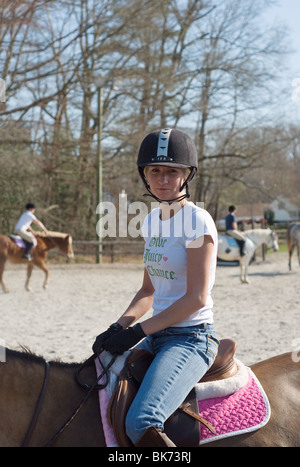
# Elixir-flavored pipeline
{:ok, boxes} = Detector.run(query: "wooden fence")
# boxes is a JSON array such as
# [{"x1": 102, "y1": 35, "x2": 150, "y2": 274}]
[
  {"x1": 73, "y1": 240, "x2": 144, "y2": 263},
  {"x1": 50, "y1": 229, "x2": 287, "y2": 263}
]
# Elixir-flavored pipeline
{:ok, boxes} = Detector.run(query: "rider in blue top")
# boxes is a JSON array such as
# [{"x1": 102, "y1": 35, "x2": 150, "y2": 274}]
[
  {"x1": 225, "y1": 210, "x2": 235, "y2": 231},
  {"x1": 225, "y1": 205, "x2": 246, "y2": 256}
]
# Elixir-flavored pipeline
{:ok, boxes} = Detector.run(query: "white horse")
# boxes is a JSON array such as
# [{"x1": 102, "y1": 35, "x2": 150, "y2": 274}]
[
  {"x1": 218, "y1": 228, "x2": 279, "y2": 284},
  {"x1": 287, "y1": 223, "x2": 300, "y2": 271}
]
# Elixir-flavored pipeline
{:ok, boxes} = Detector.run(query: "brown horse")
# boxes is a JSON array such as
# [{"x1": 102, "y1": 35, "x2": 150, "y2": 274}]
[
  {"x1": 287, "y1": 223, "x2": 300, "y2": 271},
  {"x1": 0, "y1": 232, "x2": 74, "y2": 292},
  {"x1": 0, "y1": 348, "x2": 299, "y2": 447}
]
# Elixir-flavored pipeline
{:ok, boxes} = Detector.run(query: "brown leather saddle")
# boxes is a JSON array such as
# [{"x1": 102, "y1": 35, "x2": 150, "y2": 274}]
[
  {"x1": 107, "y1": 338, "x2": 237, "y2": 447},
  {"x1": 201, "y1": 338, "x2": 237, "y2": 382}
]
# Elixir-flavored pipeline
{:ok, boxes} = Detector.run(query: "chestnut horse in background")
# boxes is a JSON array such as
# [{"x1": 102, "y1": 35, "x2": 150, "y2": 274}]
[
  {"x1": 0, "y1": 348, "x2": 299, "y2": 447},
  {"x1": 0, "y1": 232, "x2": 74, "y2": 292}
]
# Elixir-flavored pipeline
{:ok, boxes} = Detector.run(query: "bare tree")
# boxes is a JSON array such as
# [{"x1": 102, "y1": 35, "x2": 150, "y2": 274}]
[
  {"x1": 183, "y1": 1, "x2": 288, "y2": 212},
  {"x1": 0, "y1": 0, "x2": 292, "y2": 240}
]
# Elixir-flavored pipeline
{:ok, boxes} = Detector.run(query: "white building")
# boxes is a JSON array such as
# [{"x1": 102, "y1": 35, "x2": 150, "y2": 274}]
[{"x1": 268, "y1": 196, "x2": 300, "y2": 222}]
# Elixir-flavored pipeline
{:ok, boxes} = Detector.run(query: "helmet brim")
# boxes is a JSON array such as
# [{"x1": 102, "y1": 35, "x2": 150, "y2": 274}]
[{"x1": 138, "y1": 161, "x2": 192, "y2": 169}]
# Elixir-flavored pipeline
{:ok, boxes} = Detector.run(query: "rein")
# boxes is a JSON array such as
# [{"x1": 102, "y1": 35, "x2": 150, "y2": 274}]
[
  {"x1": 22, "y1": 361, "x2": 50, "y2": 447},
  {"x1": 44, "y1": 352, "x2": 116, "y2": 447},
  {"x1": 21, "y1": 352, "x2": 116, "y2": 447}
]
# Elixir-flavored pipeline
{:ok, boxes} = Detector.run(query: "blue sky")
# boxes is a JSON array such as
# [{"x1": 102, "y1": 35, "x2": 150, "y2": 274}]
[
  {"x1": 270, "y1": 0, "x2": 300, "y2": 75},
  {"x1": 265, "y1": 0, "x2": 300, "y2": 123}
]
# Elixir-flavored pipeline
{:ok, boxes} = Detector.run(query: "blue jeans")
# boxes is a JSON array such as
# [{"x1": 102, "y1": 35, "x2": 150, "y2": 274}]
[{"x1": 125, "y1": 323, "x2": 219, "y2": 444}]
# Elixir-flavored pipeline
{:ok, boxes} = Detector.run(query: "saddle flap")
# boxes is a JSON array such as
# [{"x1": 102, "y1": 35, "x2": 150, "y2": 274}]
[
  {"x1": 107, "y1": 378, "x2": 134, "y2": 447},
  {"x1": 107, "y1": 349, "x2": 154, "y2": 447},
  {"x1": 122, "y1": 348, "x2": 154, "y2": 383},
  {"x1": 164, "y1": 388, "x2": 201, "y2": 446},
  {"x1": 107, "y1": 349, "x2": 201, "y2": 447}
]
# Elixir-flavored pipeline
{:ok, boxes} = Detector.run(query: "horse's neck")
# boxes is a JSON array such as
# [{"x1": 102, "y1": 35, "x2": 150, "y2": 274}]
[
  {"x1": 39, "y1": 237, "x2": 58, "y2": 250},
  {"x1": 245, "y1": 229, "x2": 269, "y2": 245},
  {"x1": 0, "y1": 350, "x2": 105, "y2": 446},
  {"x1": 0, "y1": 352, "x2": 44, "y2": 446}
]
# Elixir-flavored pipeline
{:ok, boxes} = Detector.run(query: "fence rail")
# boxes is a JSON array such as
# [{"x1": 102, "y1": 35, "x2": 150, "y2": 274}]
[
  {"x1": 50, "y1": 229, "x2": 287, "y2": 263},
  {"x1": 73, "y1": 240, "x2": 144, "y2": 263}
]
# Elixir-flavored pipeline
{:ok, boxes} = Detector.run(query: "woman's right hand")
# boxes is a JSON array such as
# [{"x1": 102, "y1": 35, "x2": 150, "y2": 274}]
[{"x1": 92, "y1": 322, "x2": 123, "y2": 355}]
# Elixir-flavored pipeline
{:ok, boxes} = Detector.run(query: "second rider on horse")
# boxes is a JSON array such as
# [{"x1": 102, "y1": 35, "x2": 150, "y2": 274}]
[{"x1": 14, "y1": 203, "x2": 48, "y2": 260}]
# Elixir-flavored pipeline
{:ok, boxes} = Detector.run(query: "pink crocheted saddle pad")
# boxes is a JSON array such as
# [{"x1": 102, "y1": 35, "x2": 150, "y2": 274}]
[
  {"x1": 95, "y1": 359, "x2": 270, "y2": 446},
  {"x1": 198, "y1": 369, "x2": 271, "y2": 444}
]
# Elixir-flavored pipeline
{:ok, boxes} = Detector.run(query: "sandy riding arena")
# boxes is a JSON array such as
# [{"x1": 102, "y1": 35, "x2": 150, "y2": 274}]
[{"x1": 1, "y1": 252, "x2": 299, "y2": 366}]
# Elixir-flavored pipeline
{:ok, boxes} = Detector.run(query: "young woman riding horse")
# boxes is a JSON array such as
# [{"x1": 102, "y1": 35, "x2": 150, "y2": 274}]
[{"x1": 92, "y1": 128, "x2": 219, "y2": 447}]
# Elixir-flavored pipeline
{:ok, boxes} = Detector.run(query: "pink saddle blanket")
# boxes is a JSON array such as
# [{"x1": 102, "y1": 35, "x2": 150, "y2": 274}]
[
  {"x1": 197, "y1": 368, "x2": 270, "y2": 444},
  {"x1": 95, "y1": 358, "x2": 270, "y2": 446}
]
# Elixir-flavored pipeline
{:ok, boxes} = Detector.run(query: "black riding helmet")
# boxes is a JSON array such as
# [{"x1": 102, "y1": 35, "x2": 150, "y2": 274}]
[{"x1": 137, "y1": 128, "x2": 198, "y2": 203}]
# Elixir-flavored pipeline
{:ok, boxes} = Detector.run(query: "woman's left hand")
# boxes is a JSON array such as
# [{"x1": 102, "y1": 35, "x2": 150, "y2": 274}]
[{"x1": 103, "y1": 323, "x2": 146, "y2": 355}]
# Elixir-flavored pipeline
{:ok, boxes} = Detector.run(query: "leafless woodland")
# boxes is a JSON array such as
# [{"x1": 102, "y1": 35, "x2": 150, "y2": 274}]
[{"x1": 1, "y1": 0, "x2": 299, "y2": 239}]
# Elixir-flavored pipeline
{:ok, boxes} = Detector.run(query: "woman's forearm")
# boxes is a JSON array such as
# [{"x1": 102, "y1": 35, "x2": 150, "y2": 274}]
[
  {"x1": 139, "y1": 291, "x2": 206, "y2": 335},
  {"x1": 117, "y1": 287, "x2": 154, "y2": 329}
]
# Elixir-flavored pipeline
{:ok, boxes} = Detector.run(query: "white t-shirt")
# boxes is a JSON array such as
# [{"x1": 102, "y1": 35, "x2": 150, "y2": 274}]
[
  {"x1": 14, "y1": 210, "x2": 37, "y2": 231},
  {"x1": 141, "y1": 202, "x2": 218, "y2": 327}
]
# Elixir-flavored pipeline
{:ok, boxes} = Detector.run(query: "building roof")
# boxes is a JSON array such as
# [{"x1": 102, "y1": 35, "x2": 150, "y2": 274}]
[{"x1": 235, "y1": 203, "x2": 269, "y2": 221}]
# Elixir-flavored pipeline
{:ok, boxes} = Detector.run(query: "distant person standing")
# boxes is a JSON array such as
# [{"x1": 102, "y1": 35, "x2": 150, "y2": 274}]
[
  {"x1": 225, "y1": 205, "x2": 246, "y2": 256},
  {"x1": 14, "y1": 203, "x2": 48, "y2": 260}
]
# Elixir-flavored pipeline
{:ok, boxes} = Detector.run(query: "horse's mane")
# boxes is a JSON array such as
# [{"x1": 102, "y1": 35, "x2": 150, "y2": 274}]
[
  {"x1": 6, "y1": 346, "x2": 45, "y2": 364},
  {"x1": 34, "y1": 231, "x2": 69, "y2": 239},
  {"x1": 244, "y1": 228, "x2": 271, "y2": 237},
  {"x1": 5, "y1": 347, "x2": 79, "y2": 368}
]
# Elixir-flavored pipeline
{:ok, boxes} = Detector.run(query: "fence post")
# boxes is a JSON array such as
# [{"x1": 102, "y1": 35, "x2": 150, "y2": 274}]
[{"x1": 110, "y1": 244, "x2": 114, "y2": 263}]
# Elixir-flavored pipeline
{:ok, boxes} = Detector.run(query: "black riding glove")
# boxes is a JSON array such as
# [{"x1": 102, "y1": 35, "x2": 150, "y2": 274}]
[
  {"x1": 92, "y1": 322, "x2": 123, "y2": 355},
  {"x1": 103, "y1": 323, "x2": 146, "y2": 355}
]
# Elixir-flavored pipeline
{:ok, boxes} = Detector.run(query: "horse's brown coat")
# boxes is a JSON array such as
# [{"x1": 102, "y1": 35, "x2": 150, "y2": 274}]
[{"x1": 0, "y1": 350, "x2": 299, "y2": 447}]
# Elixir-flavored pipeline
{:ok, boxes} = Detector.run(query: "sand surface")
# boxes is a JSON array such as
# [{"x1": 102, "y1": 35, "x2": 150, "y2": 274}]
[{"x1": 1, "y1": 252, "x2": 299, "y2": 366}]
